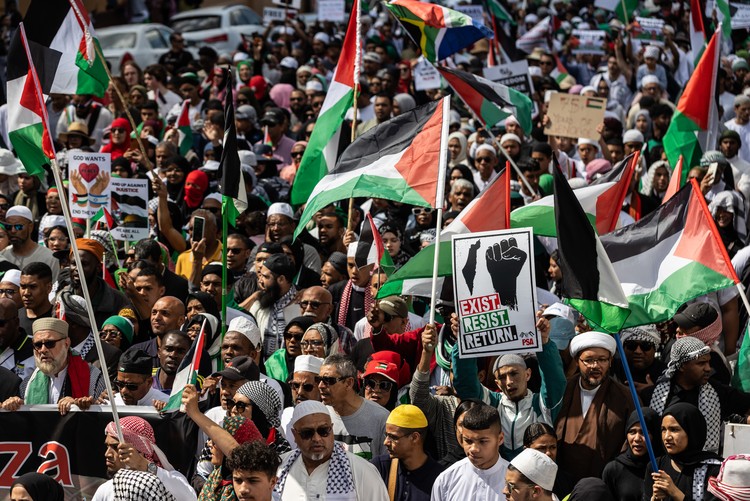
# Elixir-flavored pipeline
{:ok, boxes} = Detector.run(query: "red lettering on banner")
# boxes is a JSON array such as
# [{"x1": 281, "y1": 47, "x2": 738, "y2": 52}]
[
  {"x1": 0, "y1": 442, "x2": 33, "y2": 487},
  {"x1": 38, "y1": 442, "x2": 73, "y2": 487},
  {"x1": 459, "y1": 293, "x2": 501, "y2": 316}
]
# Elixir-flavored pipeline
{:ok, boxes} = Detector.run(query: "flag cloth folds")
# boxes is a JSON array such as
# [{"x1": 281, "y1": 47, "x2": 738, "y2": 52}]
[
  {"x1": 600, "y1": 180, "x2": 738, "y2": 328},
  {"x1": 689, "y1": 0, "x2": 706, "y2": 65},
  {"x1": 437, "y1": 66, "x2": 533, "y2": 134},
  {"x1": 516, "y1": 16, "x2": 551, "y2": 54},
  {"x1": 176, "y1": 100, "x2": 193, "y2": 156},
  {"x1": 289, "y1": 0, "x2": 358, "y2": 206},
  {"x1": 510, "y1": 152, "x2": 636, "y2": 236},
  {"x1": 356, "y1": 213, "x2": 396, "y2": 275},
  {"x1": 220, "y1": 77, "x2": 247, "y2": 226},
  {"x1": 385, "y1": 0, "x2": 493, "y2": 63},
  {"x1": 553, "y1": 157, "x2": 631, "y2": 333},
  {"x1": 163, "y1": 321, "x2": 207, "y2": 412},
  {"x1": 595, "y1": 0, "x2": 637, "y2": 23},
  {"x1": 484, "y1": 0, "x2": 515, "y2": 24},
  {"x1": 295, "y1": 97, "x2": 450, "y2": 237},
  {"x1": 22, "y1": 0, "x2": 108, "y2": 97},
  {"x1": 663, "y1": 28, "x2": 720, "y2": 180},
  {"x1": 7, "y1": 25, "x2": 56, "y2": 179},
  {"x1": 91, "y1": 206, "x2": 116, "y2": 229},
  {"x1": 732, "y1": 323, "x2": 750, "y2": 392},
  {"x1": 662, "y1": 155, "x2": 683, "y2": 204},
  {"x1": 378, "y1": 167, "x2": 510, "y2": 298}
]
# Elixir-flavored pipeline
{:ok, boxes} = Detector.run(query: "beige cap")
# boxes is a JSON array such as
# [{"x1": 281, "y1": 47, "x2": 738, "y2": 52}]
[{"x1": 32, "y1": 317, "x2": 69, "y2": 337}]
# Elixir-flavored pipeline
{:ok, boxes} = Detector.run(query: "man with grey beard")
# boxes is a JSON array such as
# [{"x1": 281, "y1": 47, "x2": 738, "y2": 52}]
[{"x1": 2, "y1": 318, "x2": 105, "y2": 415}]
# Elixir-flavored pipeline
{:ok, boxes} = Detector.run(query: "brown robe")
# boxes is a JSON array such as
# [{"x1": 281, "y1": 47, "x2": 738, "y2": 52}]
[{"x1": 554, "y1": 375, "x2": 637, "y2": 482}]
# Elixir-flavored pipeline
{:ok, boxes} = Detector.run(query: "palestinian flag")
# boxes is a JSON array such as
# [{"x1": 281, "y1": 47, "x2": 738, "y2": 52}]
[
  {"x1": 385, "y1": 0, "x2": 493, "y2": 63},
  {"x1": 732, "y1": 323, "x2": 750, "y2": 392},
  {"x1": 354, "y1": 213, "x2": 396, "y2": 275},
  {"x1": 663, "y1": 28, "x2": 720, "y2": 181},
  {"x1": 714, "y1": 0, "x2": 732, "y2": 38},
  {"x1": 437, "y1": 66, "x2": 533, "y2": 134},
  {"x1": 689, "y1": 0, "x2": 706, "y2": 65},
  {"x1": 600, "y1": 180, "x2": 738, "y2": 328},
  {"x1": 23, "y1": 0, "x2": 108, "y2": 97},
  {"x1": 378, "y1": 167, "x2": 510, "y2": 298},
  {"x1": 484, "y1": 0, "x2": 515, "y2": 25},
  {"x1": 220, "y1": 78, "x2": 247, "y2": 225},
  {"x1": 91, "y1": 206, "x2": 116, "y2": 230},
  {"x1": 176, "y1": 100, "x2": 193, "y2": 156},
  {"x1": 550, "y1": 54, "x2": 572, "y2": 86},
  {"x1": 595, "y1": 0, "x2": 637, "y2": 23},
  {"x1": 516, "y1": 16, "x2": 551, "y2": 54},
  {"x1": 164, "y1": 319, "x2": 207, "y2": 412},
  {"x1": 295, "y1": 97, "x2": 450, "y2": 237},
  {"x1": 290, "y1": 0, "x2": 358, "y2": 206},
  {"x1": 553, "y1": 156, "x2": 631, "y2": 333},
  {"x1": 662, "y1": 155, "x2": 683, "y2": 204},
  {"x1": 7, "y1": 25, "x2": 55, "y2": 179},
  {"x1": 510, "y1": 152, "x2": 637, "y2": 236}
]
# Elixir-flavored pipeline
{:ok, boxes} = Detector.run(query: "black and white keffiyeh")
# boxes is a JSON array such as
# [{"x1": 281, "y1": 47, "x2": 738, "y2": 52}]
[
  {"x1": 113, "y1": 469, "x2": 175, "y2": 501},
  {"x1": 236, "y1": 381, "x2": 282, "y2": 428},
  {"x1": 263, "y1": 285, "x2": 297, "y2": 356},
  {"x1": 274, "y1": 442, "x2": 355, "y2": 497}
]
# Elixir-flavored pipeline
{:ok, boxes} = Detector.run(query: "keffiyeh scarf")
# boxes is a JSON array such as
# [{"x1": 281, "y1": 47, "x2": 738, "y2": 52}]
[
  {"x1": 264, "y1": 285, "x2": 297, "y2": 356},
  {"x1": 337, "y1": 280, "x2": 373, "y2": 330},
  {"x1": 113, "y1": 469, "x2": 175, "y2": 501},
  {"x1": 274, "y1": 442, "x2": 355, "y2": 497}
]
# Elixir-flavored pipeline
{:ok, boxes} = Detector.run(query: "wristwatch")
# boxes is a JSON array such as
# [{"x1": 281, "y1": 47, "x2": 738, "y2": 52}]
[{"x1": 147, "y1": 462, "x2": 158, "y2": 475}]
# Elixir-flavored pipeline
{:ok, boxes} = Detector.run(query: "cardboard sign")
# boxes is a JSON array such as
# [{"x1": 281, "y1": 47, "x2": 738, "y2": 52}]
[
  {"x1": 455, "y1": 5, "x2": 485, "y2": 24},
  {"x1": 317, "y1": 0, "x2": 345, "y2": 22},
  {"x1": 483, "y1": 60, "x2": 538, "y2": 116},
  {"x1": 68, "y1": 151, "x2": 111, "y2": 218},
  {"x1": 272, "y1": 0, "x2": 302, "y2": 11},
  {"x1": 109, "y1": 178, "x2": 149, "y2": 242},
  {"x1": 414, "y1": 57, "x2": 441, "y2": 91},
  {"x1": 452, "y1": 228, "x2": 540, "y2": 358},
  {"x1": 571, "y1": 29, "x2": 607, "y2": 55},
  {"x1": 264, "y1": 7, "x2": 288, "y2": 24},
  {"x1": 545, "y1": 93, "x2": 606, "y2": 139}
]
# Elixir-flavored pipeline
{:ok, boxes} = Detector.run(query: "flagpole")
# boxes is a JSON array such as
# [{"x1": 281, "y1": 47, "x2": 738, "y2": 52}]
[
  {"x1": 614, "y1": 332, "x2": 659, "y2": 471},
  {"x1": 492, "y1": 136, "x2": 539, "y2": 197},
  {"x1": 19, "y1": 22, "x2": 124, "y2": 442},
  {"x1": 180, "y1": 319, "x2": 206, "y2": 413},
  {"x1": 347, "y1": 0, "x2": 362, "y2": 232},
  {"x1": 428, "y1": 98, "x2": 451, "y2": 341}
]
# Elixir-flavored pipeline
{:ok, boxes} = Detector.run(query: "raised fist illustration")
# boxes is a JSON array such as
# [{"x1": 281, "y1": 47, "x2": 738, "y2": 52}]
[{"x1": 486, "y1": 237, "x2": 527, "y2": 310}]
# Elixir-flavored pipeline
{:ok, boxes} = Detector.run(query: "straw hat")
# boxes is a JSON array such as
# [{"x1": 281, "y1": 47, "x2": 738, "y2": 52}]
[{"x1": 58, "y1": 122, "x2": 95, "y2": 145}]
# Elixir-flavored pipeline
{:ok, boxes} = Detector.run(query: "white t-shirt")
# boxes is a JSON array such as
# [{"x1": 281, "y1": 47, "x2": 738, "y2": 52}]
[
  {"x1": 431, "y1": 456, "x2": 509, "y2": 501},
  {"x1": 91, "y1": 466, "x2": 196, "y2": 500}
]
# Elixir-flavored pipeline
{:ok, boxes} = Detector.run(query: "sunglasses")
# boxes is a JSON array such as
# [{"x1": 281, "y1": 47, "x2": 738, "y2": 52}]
[
  {"x1": 290, "y1": 381, "x2": 316, "y2": 392},
  {"x1": 412, "y1": 207, "x2": 434, "y2": 215},
  {"x1": 301, "y1": 340, "x2": 325, "y2": 349},
  {"x1": 315, "y1": 375, "x2": 347, "y2": 386},
  {"x1": 300, "y1": 300, "x2": 330, "y2": 309},
  {"x1": 227, "y1": 247, "x2": 246, "y2": 254},
  {"x1": 114, "y1": 380, "x2": 142, "y2": 391},
  {"x1": 363, "y1": 378, "x2": 393, "y2": 391},
  {"x1": 291, "y1": 151, "x2": 305, "y2": 158},
  {"x1": 1, "y1": 223, "x2": 25, "y2": 232},
  {"x1": 228, "y1": 400, "x2": 249, "y2": 413},
  {"x1": 0, "y1": 203, "x2": 9, "y2": 210},
  {"x1": 296, "y1": 425, "x2": 332, "y2": 440},
  {"x1": 111, "y1": 128, "x2": 126, "y2": 133},
  {"x1": 623, "y1": 340, "x2": 655, "y2": 352},
  {"x1": 100, "y1": 329, "x2": 121, "y2": 340},
  {"x1": 32, "y1": 337, "x2": 66, "y2": 351},
  {"x1": 284, "y1": 333, "x2": 304, "y2": 342}
]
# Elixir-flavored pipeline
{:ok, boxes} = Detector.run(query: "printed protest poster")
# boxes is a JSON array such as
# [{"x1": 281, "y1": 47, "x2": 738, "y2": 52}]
[
  {"x1": 110, "y1": 177, "x2": 149, "y2": 242},
  {"x1": 414, "y1": 57, "x2": 441, "y2": 91},
  {"x1": 545, "y1": 93, "x2": 606, "y2": 139},
  {"x1": 571, "y1": 29, "x2": 607, "y2": 55},
  {"x1": 633, "y1": 17, "x2": 664, "y2": 47},
  {"x1": 68, "y1": 151, "x2": 111, "y2": 218},
  {"x1": 263, "y1": 7, "x2": 288, "y2": 24},
  {"x1": 452, "y1": 228, "x2": 540, "y2": 357},
  {"x1": 318, "y1": 0, "x2": 345, "y2": 22}
]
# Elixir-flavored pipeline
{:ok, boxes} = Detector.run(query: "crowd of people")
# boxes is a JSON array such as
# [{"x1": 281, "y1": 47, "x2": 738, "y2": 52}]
[{"x1": 3, "y1": 0, "x2": 750, "y2": 499}]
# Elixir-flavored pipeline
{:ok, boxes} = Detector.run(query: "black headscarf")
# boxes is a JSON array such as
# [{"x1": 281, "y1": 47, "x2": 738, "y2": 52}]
[
  {"x1": 617, "y1": 407, "x2": 663, "y2": 467},
  {"x1": 662, "y1": 402, "x2": 722, "y2": 467},
  {"x1": 186, "y1": 291, "x2": 221, "y2": 320},
  {"x1": 284, "y1": 316, "x2": 316, "y2": 337},
  {"x1": 567, "y1": 478, "x2": 615, "y2": 501},
  {"x1": 11, "y1": 473, "x2": 64, "y2": 501}
]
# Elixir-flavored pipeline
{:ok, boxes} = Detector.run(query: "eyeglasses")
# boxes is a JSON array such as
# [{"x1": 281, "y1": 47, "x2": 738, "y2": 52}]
[
  {"x1": 475, "y1": 156, "x2": 494, "y2": 163},
  {"x1": 1, "y1": 223, "x2": 25, "y2": 232},
  {"x1": 227, "y1": 247, "x2": 246, "y2": 254},
  {"x1": 114, "y1": 380, "x2": 143, "y2": 392},
  {"x1": 505, "y1": 481, "x2": 534, "y2": 492},
  {"x1": 300, "y1": 300, "x2": 331, "y2": 309},
  {"x1": 0, "y1": 289, "x2": 16, "y2": 296},
  {"x1": 296, "y1": 425, "x2": 332, "y2": 440},
  {"x1": 412, "y1": 207, "x2": 434, "y2": 215},
  {"x1": 301, "y1": 340, "x2": 325, "y2": 349},
  {"x1": 290, "y1": 96, "x2": 305, "y2": 102},
  {"x1": 0, "y1": 204, "x2": 9, "y2": 210},
  {"x1": 315, "y1": 375, "x2": 348, "y2": 386},
  {"x1": 284, "y1": 332, "x2": 304, "y2": 342},
  {"x1": 228, "y1": 400, "x2": 249, "y2": 413},
  {"x1": 385, "y1": 432, "x2": 407, "y2": 442},
  {"x1": 100, "y1": 329, "x2": 121, "y2": 340},
  {"x1": 580, "y1": 357, "x2": 611, "y2": 367},
  {"x1": 363, "y1": 378, "x2": 393, "y2": 391},
  {"x1": 290, "y1": 381, "x2": 316, "y2": 392},
  {"x1": 624, "y1": 340, "x2": 655, "y2": 352},
  {"x1": 32, "y1": 337, "x2": 66, "y2": 351},
  {"x1": 111, "y1": 128, "x2": 126, "y2": 133}
]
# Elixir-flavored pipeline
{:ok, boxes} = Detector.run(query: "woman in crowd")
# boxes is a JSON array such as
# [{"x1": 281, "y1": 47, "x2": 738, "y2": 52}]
[
  {"x1": 548, "y1": 250, "x2": 565, "y2": 298},
  {"x1": 265, "y1": 316, "x2": 315, "y2": 382},
  {"x1": 448, "y1": 131, "x2": 469, "y2": 168},
  {"x1": 523, "y1": 422, "x2": 575, "y2": 498},
  {"x1": 100, "y1": 117, "x2": 132, "y2": 160},
  {"x1": 380, "y1": 223, "x2": 412, "y2": 270},
  {"x1": 10, "y1": 472, "x2": 64, "y2": 501},
  {"x1": 709, "y1": 191, "x2": 747, "y2": 258},
  {"x1": 301, "y1": 322, "x2": 340, "y2": 358},
  {"x1": 361, "y1": 359, "x2": 400, "y2": 410},
  {"x1": 99, "y1": 315, "x2": 135, "y2": 351},
  {"x1": 230, "y1": 381, "x2": 291, "y2": 454}
]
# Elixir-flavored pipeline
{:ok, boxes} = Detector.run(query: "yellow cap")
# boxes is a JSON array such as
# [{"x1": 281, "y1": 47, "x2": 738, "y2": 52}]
[{"x1": 386, "y1": 404, "x2": 428, "y2": 429}]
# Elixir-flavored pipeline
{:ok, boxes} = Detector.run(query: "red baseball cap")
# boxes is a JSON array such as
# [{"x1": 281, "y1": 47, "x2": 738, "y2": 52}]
[{"x1": 363, "y1": 360, "x2": 399, "y2": 384}]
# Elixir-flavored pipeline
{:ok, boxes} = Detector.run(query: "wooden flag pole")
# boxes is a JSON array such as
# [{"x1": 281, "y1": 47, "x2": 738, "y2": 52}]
[{"x1": 347, "y1": 0, "x2": 362, "y2": 232}]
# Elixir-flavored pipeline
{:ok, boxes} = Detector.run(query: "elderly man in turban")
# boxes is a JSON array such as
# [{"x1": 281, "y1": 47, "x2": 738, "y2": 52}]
[
  {"x1": 554, "y1": 331, "x2": 635, "y2": 482},
  {"x1": 69, "y1": 238, "x2": 130, "y2": 327},
  {"x1": 91, "y1": 415, "x2": 197, "y2": 500}
]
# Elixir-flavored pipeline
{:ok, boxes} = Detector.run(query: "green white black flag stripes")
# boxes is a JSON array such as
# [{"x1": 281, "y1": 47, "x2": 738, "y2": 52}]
[{"x1": 220, "y1": 77, "x2": 247, "y2": 225}]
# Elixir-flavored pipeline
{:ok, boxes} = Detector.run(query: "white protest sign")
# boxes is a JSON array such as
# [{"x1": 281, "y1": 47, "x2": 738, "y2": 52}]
[
  {"x1": 264, "y1": 7, "x2": 288, "y2": 24},
  {"x1": 707, "y1": 0, "x2": 750, "y2": 29},
  {"x1": 456, "y1": 5, "x2": 485, "y2": 24},
  {"x1": 272, "y1": 0, "x2": 302, "y2": 11},
  {"x1": 110, "y1": 178, "x2": 149, "y2": 242},
  {"x1": 572, "y1": 29, "x2": 607, "y2": 55},
  {"x1": 318, "y1": 0, "x2": 345, "y2": 22},
  {"x1": 633, "y1": 17, "x2": 664, "y2": 46},
  {"x1": 452, "y1": 228, "x2": 540, "y2": 358},
  {"x1": 483, "y1": 60, "x2": 538, "y2": 116},
  {"x1": 414, "y1": 57, "x2": 441, "y2": 91},
  {"x1": 68, "y1": 151, "x2": 111, "y2": 218}
]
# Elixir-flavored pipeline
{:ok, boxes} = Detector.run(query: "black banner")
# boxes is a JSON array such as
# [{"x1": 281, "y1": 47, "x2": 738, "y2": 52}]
[{"x1": 0, "y1": 406, "x2": 199, "y2": 498}]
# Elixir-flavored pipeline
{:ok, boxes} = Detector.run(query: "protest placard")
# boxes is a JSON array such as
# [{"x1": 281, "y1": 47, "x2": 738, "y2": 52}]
[
  {"x1": 318, "y1": 0, "x2": 345, "y2": 22},
  {"x1": 452, "y1": 228, "x2": 540, "y2": 358},
  {"x1": 272, "y1": 0, "x2": 302, "y2": 11},
  {"x1": 109, "y1": 178, "x2": 149, "y2": 242},
  {"x1": 707, "y1": 0, "x2": 750, "y2": 28},
  {"x1": 571, "y1": 29, "x2": 607, "y2": 55},
  {"x1": 455, "y1": 5, "x2": 485, "y2": 24},
  {"x1": 483, "y1": 60, "x2": 538, "y2": 115},
  {"x1": 68, "y1": 151, "x2": 111, "y2": 218},
  {"x1": 633, "y1": 17, "x2": 664, "y2": 46},
  {"x1": 545, "y1": 93, "x2": 606, "y2": 139},
  {"x1": 414, "y1": 57, "x2": 442, "y2": 91},
  {"x1": 264, "y1": 7, "x2": 289, "y2": 24}
]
